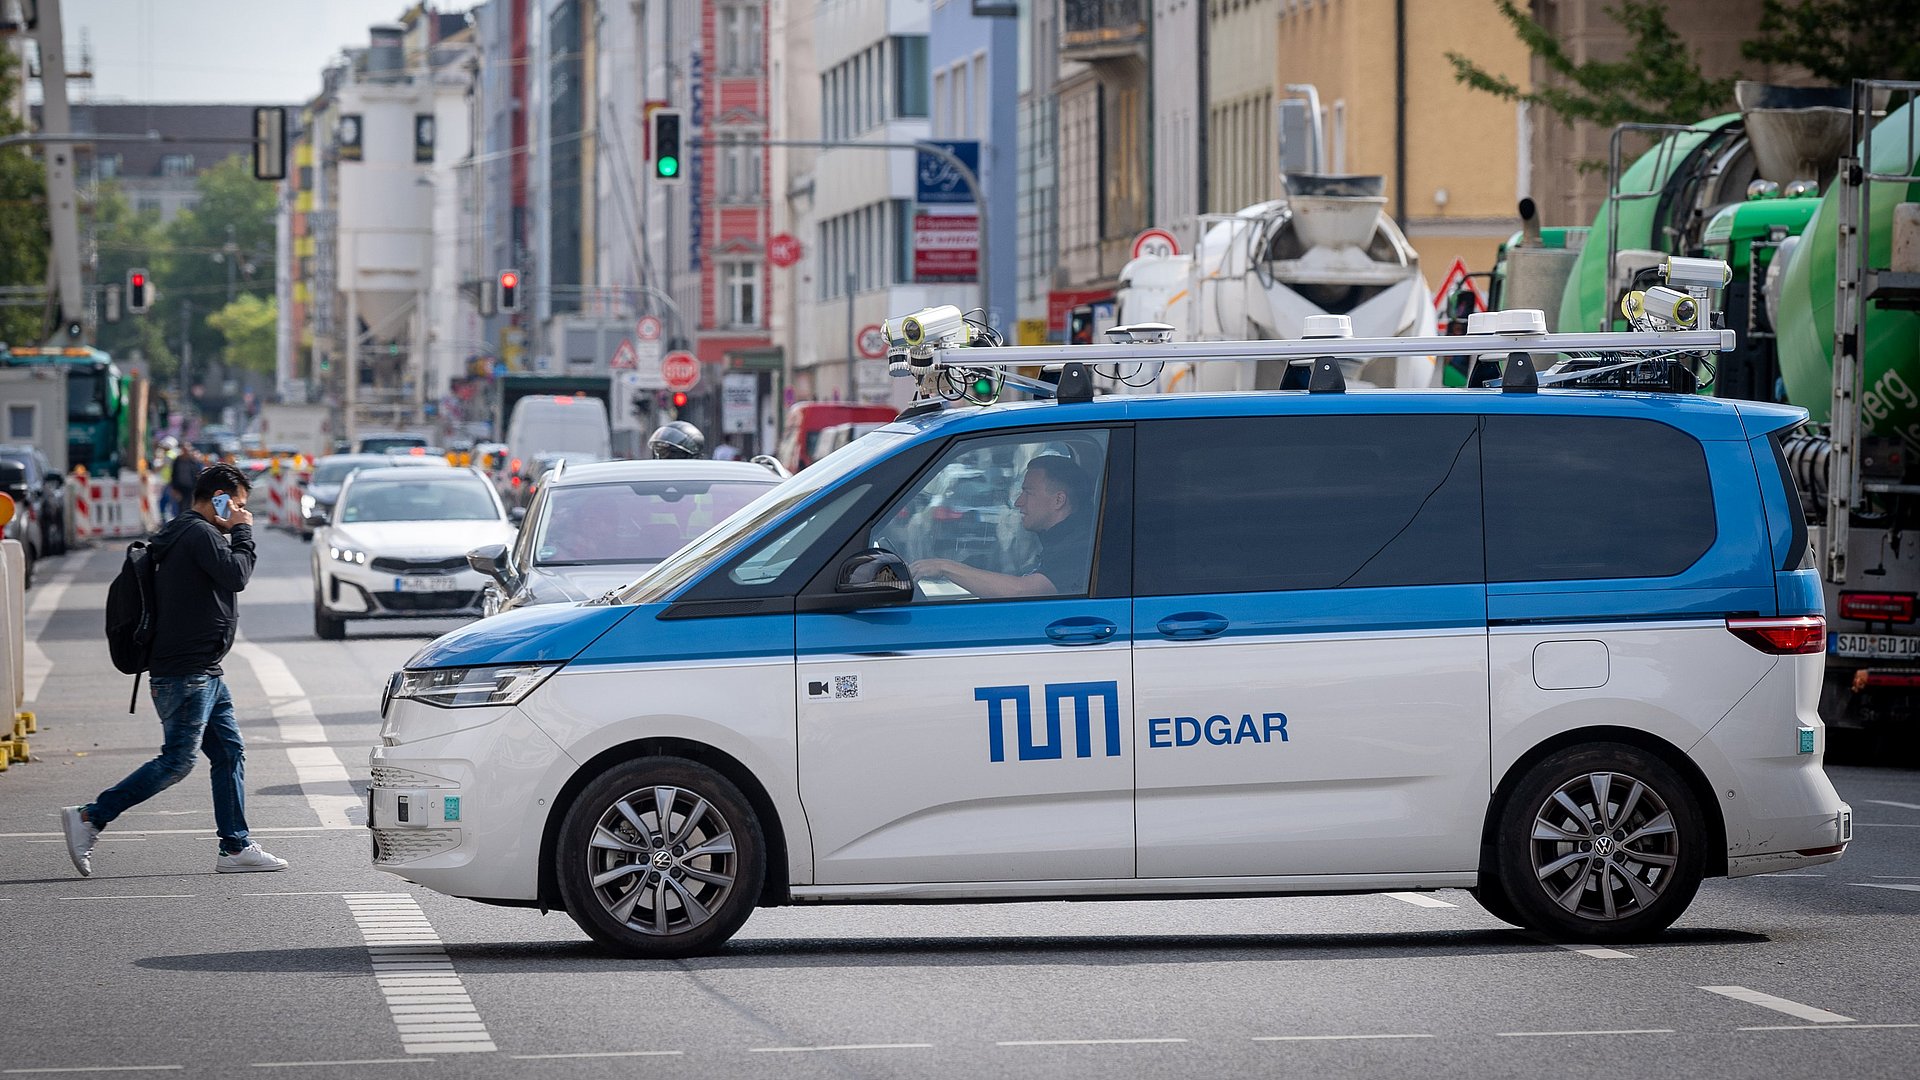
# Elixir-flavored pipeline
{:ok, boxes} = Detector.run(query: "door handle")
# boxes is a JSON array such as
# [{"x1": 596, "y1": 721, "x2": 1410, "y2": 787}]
[
  {"x1": 1156, "y1": 612, "x2": 1228, "y2": 640},
  {"x1": 1046, "y1": 616, "x2": 1118, "y2": 645}
]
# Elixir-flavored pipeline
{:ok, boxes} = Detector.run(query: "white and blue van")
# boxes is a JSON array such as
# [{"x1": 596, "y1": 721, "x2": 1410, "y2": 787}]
[{"x1": 372, "y1": 332, "x2": 1849, "y2": 958}]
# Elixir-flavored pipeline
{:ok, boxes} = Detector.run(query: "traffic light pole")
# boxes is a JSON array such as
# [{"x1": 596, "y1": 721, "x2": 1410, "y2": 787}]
[{"x1": 699, "y1": 138, "x2": 990, "y2": 321}]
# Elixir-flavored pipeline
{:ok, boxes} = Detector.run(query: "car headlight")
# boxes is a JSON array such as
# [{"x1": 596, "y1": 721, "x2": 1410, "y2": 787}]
[
  {"x1": 329, "y1": 545, "x2": 368, "y2": 564},
  {"x1": 391, "y1": 664, "x2": 559, "y2": 709}
]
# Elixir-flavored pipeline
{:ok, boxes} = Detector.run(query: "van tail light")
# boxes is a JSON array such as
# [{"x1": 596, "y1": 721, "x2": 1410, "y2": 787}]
[
  {"x1": 1726, "y1": 615, "x2": 1826, "y2": 655},
  {"x1": 1839, "y1": 591, "x2": 1915, "y2": 623}
]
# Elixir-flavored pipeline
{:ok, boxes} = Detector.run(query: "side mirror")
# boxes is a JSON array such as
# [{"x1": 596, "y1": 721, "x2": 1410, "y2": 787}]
[
  {"x1": 467, "y1": 543, "x2": 510, "y2": 585},
  {"x1": 836, "y1": 549, "x2": 912, "y2": 602},
  {"x1": 509, "y1": 506, "x2": 527, "y2": 526}
]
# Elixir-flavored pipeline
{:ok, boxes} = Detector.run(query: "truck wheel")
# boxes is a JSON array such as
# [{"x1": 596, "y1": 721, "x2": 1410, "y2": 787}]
[
  {"x1": 313, "y1": 602, "x2": 346, "y2": 641},
  {"x1": 556, "y1": 757, "x2": 765, "y2": 959},
  {"x1": 1494, "y1": 743, "x2": 1705, "y2": 942}
]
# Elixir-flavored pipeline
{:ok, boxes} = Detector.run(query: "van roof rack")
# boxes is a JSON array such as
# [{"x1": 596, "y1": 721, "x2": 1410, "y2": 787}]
[{"x1": 889, "y1": 321, "x2": 1733, "y2": 407}]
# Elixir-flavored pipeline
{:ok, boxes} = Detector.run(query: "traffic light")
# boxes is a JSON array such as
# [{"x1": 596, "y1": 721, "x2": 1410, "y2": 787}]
[
  {"x1": 127, "y1": 268, "x2": 151, "y2": 313},
  {"x1": 651, "y1": 109, "x2": 684, "y2": 185},
  {"x1": 498, "y1": 269, "x2": 520, "y2": 313},
  {"x1": 1068, "y1": 305, "x2": 1095, "y2": 346},
  {"x1": 671, "y1": 391, "x2": 689, "y2": 411}
]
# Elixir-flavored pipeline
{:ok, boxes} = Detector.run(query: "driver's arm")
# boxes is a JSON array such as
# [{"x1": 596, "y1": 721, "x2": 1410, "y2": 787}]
[{"x1": 910, "y1": 557, "x2": 1057, "y2": 599}]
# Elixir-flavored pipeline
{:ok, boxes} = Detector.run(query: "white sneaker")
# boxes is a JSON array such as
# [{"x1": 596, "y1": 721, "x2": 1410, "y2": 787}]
[
  {"x1": 61, "y1": 806, "x2": 99, "y2": 878},
  {"x1": 215, "y1": 843, "x2": 289, "y2": 873}
]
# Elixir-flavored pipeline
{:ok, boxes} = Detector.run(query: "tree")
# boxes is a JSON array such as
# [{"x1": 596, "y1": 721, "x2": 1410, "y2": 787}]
[
  {"x1": 151, "y1": 154, "x2": 277, "y2": 372},
  {"x1": 0, "y1": 46, "x2": 48, "y2": 346},
  {"x1": 205, "y1": 293, "x2": 276, "y2": 377},
  {"x1": 1447, "y1": 0, "x2": 1738, "y2": 129},
  {"x1": 1743, "y1": 0, "x2": 1920, "y2": 82},
  {"x1": 90, "y1": 184, "x2": 177, "y2": 381}
]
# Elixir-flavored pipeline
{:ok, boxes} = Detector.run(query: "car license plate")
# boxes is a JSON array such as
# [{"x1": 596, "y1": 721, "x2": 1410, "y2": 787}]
[
  {"x1": 1832, "y1": 632, "x2": 1920, "y2": 659},
  {"x1": 393, "y1": 575, "x2": 459, "y2": 593}
]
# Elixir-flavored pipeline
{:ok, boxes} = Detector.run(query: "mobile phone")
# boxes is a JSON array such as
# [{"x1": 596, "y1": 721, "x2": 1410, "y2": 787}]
[{"x1": 212, "y1": 493, "x2": 232, "y2": 518}]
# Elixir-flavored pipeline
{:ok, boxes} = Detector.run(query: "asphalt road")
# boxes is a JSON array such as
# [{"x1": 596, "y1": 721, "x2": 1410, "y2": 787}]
[{"x1": 2, "y1": 529, "x2": 1917, "y2": 1079}]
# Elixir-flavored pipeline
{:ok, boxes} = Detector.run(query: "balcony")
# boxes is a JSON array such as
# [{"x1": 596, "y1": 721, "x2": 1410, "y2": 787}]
[{"x1": 1061, "y1": 0, "x2": 1147, "y2": 62}]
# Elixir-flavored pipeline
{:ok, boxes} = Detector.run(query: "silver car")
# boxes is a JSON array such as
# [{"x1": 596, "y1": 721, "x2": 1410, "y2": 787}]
[{"x1": 469, "y1": 458, "x2": 781, "y2": 615}]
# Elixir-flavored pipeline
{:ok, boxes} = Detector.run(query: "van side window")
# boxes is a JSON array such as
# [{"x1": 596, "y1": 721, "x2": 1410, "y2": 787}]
[
  {"x1": 1483, "y1": 415, "x2": 1715, "y2": 581},
  {"x1": 1135, "y1": 415, "x2": 1482, "y2": 595},
  {"x1": 873, "y1": 430, "x2": 1110, "y2": 602}
]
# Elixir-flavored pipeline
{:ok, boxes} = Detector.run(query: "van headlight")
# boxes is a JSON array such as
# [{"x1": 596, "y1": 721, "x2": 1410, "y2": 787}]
[{"x1": 391, "y1": 664, "x2": 559, "y2": 709}]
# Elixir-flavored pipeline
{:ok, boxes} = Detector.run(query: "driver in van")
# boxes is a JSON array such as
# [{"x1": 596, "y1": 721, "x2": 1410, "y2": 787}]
[{"x1": 911, "y1": 455, "x2": 1093, "y2": 597}]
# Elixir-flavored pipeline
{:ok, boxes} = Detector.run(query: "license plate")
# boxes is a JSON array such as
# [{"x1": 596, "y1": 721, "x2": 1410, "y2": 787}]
[
  {"x1": 393, "y1": 575, "x2": 459, "y2": 593},
  {"x1": 1832, "y1": 632, "x2": 1920, "y2": 659}
]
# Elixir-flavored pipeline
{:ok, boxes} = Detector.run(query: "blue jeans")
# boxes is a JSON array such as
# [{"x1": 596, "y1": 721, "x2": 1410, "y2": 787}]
[{"x1": 87, "y1": 674, "x2": 251, "y2": 855}]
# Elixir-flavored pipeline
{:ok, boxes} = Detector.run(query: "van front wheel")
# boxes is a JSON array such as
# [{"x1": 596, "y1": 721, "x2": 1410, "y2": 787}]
[
  {"x1": 556, "y1": 757, "x2": 765, "y2": 958},
  {"x1": 1493, "y1": 743, "x2": 1705, "y2": 942}
]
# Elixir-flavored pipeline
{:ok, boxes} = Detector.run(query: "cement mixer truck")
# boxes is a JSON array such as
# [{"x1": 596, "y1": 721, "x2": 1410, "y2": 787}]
[{"x1": 1492, "y1": 79, "x2": 1920, "y2": 747}]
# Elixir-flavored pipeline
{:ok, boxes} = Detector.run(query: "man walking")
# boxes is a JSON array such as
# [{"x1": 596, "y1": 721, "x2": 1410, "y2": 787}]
[{"x1": 62, "y1": 463, "x2": 288, "y2": 876}]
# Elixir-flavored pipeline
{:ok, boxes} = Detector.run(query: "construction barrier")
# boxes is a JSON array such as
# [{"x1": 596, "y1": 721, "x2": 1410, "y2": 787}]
[
  {"x1": 262, "y1": 464, "x2": 310, "y2": 531},
  {"x1": 0, "y1": 538, "x2": 24, "y2": 769},
  {"x1": 66, "y1": 473, "x2": 153, "y2": 542}
]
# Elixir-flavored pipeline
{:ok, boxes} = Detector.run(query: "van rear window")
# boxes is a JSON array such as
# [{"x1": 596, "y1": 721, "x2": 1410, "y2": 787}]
[{"x1": 1483, "y1": 416, "x2": 1715, "y2": 582}]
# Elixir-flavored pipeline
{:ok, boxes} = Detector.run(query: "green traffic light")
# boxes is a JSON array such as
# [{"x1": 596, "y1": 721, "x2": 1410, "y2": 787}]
[
  {"x1": 972, "y1": 377, "x2": 994, "y2": 397},
  {"x1": 658, "y1": 156, "x2": 679, "y2": 178}
]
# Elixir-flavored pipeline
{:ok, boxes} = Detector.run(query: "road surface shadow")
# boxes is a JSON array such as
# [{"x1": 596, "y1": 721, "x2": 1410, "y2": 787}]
[{"x1": 135, "y1": 927, "x2": 1771, "y2": 974}]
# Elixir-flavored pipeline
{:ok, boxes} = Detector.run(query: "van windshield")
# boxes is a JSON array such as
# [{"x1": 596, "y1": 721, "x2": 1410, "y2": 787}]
[
  {"x1": 518, "y1": 415, "x2": 608, "y2": 457},
  {"x1": 609, "y1": 431, "x2": 910, "y2": 605}
]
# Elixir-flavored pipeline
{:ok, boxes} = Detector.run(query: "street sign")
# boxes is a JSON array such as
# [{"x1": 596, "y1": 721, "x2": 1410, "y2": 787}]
[
  {"x1": 635, "y1": 315, "x2": 663, "y2": 342},
  {"x1": 856, "y1": 324, "x2": 889, "y2": 359},
  {"x1": 661, "y1": 351, "x2": 701, "y2": 392},
  {"x1": 768, "y1": 233, "x2": 803, "y2": 268},
  {"x1": 721, "y1": 372, "x2": 757, "y2": 434},
  {"x1": 1131, "y1": 228, "x2": 1180, "y2": 260},
  {"x1": 1432, "y1": 257, "x2": 1487, "y2": 317},
  {"x1": 915, "y1": 141, "x2": 981, "y2": 204},
  {"x1": 609, "y1": 339, "x2": 638, "y2": 370}
]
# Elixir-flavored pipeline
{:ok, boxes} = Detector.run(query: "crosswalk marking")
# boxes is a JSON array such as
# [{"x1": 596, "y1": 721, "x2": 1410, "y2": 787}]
[{"x1": 345, "y1": 894, "x2": 496, "y2": 1055}]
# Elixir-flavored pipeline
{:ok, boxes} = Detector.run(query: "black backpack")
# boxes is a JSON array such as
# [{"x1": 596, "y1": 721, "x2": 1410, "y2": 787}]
[{"x1": 104, "y1": 539, "x2": 160, "y2": 712}]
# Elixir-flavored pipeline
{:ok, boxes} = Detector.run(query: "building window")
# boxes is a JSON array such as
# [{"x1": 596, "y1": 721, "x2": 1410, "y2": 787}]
[
  {"x1": 138, "y1": 198, "x2": 163, "y2": 215},
  {"x1": 720, "y1": 137, "x2": 763, "y2": 202},
  {"x1": 160, "y1": 154, "x2": 194, "y2": 177},
  {"x1": 96, "y1": 154, "x2": 122, "y2": 180},
  {"x1": 892, "y1": 36, "x2": 928, "y2": 118},
  {"x1": 720, "y1": 4, "x2": 764, "y2": 74},
  {"x1": 723, "y1": 261, "x2": 760, "y2": 326},
  {"x1": 6, "y1": 402, "x2": 34, "y2": 441}
]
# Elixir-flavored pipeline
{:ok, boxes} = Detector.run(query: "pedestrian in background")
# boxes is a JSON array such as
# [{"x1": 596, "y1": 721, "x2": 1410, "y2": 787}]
[
  {"x1": 61, "y1": 463, "x2": 289, "y2": 877},
  {"x1": 166, "y1": 446, "x2": 203, "y2": 519}
]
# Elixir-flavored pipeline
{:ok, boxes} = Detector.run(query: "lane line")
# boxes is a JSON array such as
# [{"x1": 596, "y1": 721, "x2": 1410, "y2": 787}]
[
  {"x1": 1759, "y1": 873, "x2": 1826, "y2": 878},
  {"x1": 1497, "y1": 1029, "x2": 1674, "y2": 1037},
  {"x1": 1864, "y1": 799, "x2": 1920, "y2": 811},
  {"x1": 997, "y1": 1039, "x2": 1188, "y2": 1047},
  {"x1": 22, "y1": 551, "x2": 92, "y2": 703},
  {"x1": 346, "y1": 894, "x2": 495, "y2": 1055},
  {"x1": 1253, "y1": 1034, "x2": 1434, "y2": 1042},
  {"x1": 1385, "y1": 892, "x2": 1457, "y2": 908},
  {"x1": 229, "y1": 641, "x2": 361, "y2": 830},
  {"x1": 1737, "y1": 1023, "x2": 1920, "y2": 1032},
  {"x1": 1701, "y1": 986, "x2": 1855, "y2": 1024},
  {"x1": 1, "y1": 826, "x2": 359, "y2": 839},
  {"x1": 57, "y1": 895, "x2": 194, "y2": 901},
  {"x1": 1848, "y1": 883, "x2": 1920, "y2": 893},
  {"x1": 744, "y1": 1037, "x2": 933, "y2": 1045},
  {"x1": 509, "y1": 1052, "x2": 685, "y2": 1060},
  {"x1": 1853, "y1": 823, "x2": 1920, "y2": 828},
  {"x1": 1510, "y1": 931, "x2": 1634, "y2": 959},
  {"x1": 3, "y1": 1069, "x2": 184, "y2": 1075},
  {"x1": 250, "y1": 1062, "x2": 430, "y2": 1069}
]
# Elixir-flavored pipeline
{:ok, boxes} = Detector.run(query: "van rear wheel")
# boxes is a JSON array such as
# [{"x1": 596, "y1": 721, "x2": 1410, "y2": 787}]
[
  {"x1": 556, "y1": 757, "x2": 765, "y2": 959},
  {"x1": 1493, "y1": 743, "x2": 1705, "y2": 942}
]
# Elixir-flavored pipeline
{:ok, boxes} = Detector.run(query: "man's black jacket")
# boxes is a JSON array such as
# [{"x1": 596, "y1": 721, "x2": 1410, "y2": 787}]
[{"x1": 145, "y1": 511, "x2": 255, "y2": 677}]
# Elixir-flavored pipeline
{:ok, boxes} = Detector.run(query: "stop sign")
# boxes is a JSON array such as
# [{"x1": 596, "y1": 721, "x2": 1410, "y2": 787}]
[
  {"x1": 768, "y1": 233, "x2": 803, "y2": 268},
  {"x1": 661, "y1": 351, "x2": 701, "y2": 392}
]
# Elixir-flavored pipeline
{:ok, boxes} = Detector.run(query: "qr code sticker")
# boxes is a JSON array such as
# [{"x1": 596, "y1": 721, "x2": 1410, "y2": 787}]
[{"x1": 834, "y1": 675, "x2": 860, "y2": 700}]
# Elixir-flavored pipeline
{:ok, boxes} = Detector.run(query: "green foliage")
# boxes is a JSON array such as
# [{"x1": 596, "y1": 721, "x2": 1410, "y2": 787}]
[
  {"x1": 205, "y1": 293, "x2": 276, "y2": 376},
  {"x1": 91, "y1": 185, "x2": 176, "y2": 380},
  {"x1": 1743, "y1": 0, "x2": 1920, "y2": 82},
  {"x1": 0, "y1": 47, "x2": 48, "y2": 345},
  {"x1": 1447, "y1": 0, "x2": 1738, "y2": 128}
]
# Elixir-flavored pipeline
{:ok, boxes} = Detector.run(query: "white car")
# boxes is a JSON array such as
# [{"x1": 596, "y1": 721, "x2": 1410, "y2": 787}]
[{"x1": 312, "y1": 467, "x2": 515, "y2": 640}]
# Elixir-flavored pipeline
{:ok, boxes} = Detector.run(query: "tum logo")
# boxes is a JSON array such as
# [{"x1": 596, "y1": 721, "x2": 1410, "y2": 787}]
[{"x1": 976, "y1": 681, "x2": 1121, "y2": 762}]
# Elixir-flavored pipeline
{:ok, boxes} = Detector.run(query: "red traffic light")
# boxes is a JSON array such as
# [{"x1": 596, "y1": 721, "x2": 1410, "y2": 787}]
[
  {"x1": 131, "y1": 272, "x2": 145, "y2": 288},
  {"x1": 500, "y1": 271, "x2": 518, "y2": 289},
  {"x1": 671, "y1": 391, "x2": 689, "y2": 409}
]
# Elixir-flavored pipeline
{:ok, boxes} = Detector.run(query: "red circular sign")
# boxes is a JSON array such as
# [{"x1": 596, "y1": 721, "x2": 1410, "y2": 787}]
[
  {"x1": 768, "y1": 233, "x2": 803, "y2": 269},
  {"x1": 635, "y1": 315, "x2": 663, "y2": 342},
  {"x1": 1131, "y1": 228, "x2": 1180, "y2": 260},
  {"x1": 856, "y1": 324, "x2": 888, "y2": 359},
  {"x1": 661, "y1": 351, "x2": 701, "y2": 392}
]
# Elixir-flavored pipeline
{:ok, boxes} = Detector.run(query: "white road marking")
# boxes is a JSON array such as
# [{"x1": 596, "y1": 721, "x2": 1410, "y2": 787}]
[
  {"x1": 997, "y1": 1039, "x2": 1188, "y2": 1046},
  {"x1": 1496, "y1": 1029, "x2": 1674, "y2": 1037},
  {"x1": 1853, "y1": 822, "x2": 1920, "y2": 828},
  {"x1": 229, "y1": 641, "x2": 361, "y2": 830},
  {"x1": 1759, "y1": 873, "x2": 1826, "y2": 878},
  {"x1": 1253, "y1": 1034, "x2": 1434, "y2": 1042},
  {"x1": 1385, "y1": 892, "x2": 1457, "y2": 908},
  {"x1": 744, "y1": 1037, "x2": 933, "y2": 1045},
  {"x1": 1737, "y1": 1023, "x2": 1920, "y2": 1032},
  {"x1": 1511, "y1": 931, "x2": 1634, "y2": 959},
  {"x1": 3, "y1": 1069, "x2": 183, "y2": 1075},
  {"x1": 58, "y1": 894, "x2": 195, "y2": 901},
  {"x1": 509, "y1": 1052, "x2": 685, "y2": 1060},
  {"x1": 0, "y1": 826, "x2": 358, "y2": 839},
  {"x1": 346, "y1": 894, "x2": 495, "y2": 1055},
  {"x1": 250, "y1": 1061, "x2": 430, "y2": 1069},
  {"x1": 21, "y1": 551, "x2": 92, "y2": 703},
  {"x1": 1848, "y1": 882, "x2": 1920, "y2": 893},
  {"x1": 1701, "y1": 986, "x2": 1855, "y2": 1024},
  {"x1": 1864, "y1": 799, "x2": 1920, "y2": 811}
]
